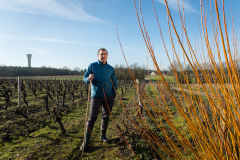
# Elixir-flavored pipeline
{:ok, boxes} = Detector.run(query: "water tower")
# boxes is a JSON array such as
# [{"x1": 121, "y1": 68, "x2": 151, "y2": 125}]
[{"x1": 26, "y1": 54, "x2": 32, "y2": 67}]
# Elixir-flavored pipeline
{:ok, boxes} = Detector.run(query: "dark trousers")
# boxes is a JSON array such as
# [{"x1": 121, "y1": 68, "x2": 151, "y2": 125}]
[{"x1": 87, "y1": 95, "x2": 115, "y2": 125}]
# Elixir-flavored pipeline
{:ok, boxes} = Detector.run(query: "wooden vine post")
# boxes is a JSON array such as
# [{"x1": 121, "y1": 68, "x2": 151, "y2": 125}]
[
  {"x1": 136, "y1": 79, "x2": 143, "y2": 116},
  {"x1": 9, "y1": 78, "x2": 12, "y2": 89},
  {"x1": 55, "y1": 78, "x2": 59, "y2": 107},
  {"x1": 27, "y1": 79, "x2": 29, "y2": 90},
  {"x1": 18, "y1": 77, "x2": 21, "y2": 107},
  {"x1": 45, "y1": 79, "x2": 48, "y2": 91},
  {"x1": 121, "y1": 80, "x2": 124, "y2": 96},
  {"x1": 82, "y1": 80, "x2": 92, "y2": 156}
]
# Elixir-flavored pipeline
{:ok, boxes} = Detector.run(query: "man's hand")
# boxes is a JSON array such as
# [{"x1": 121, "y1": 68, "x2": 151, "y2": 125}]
[{"x1": 88, "y1": 74, "x2": 94, "y2": 81}]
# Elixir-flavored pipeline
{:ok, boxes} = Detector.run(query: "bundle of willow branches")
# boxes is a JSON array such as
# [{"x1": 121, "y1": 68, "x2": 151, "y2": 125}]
[{"x1": 113, "y1": 0, "x2": 240, "y2": 159}]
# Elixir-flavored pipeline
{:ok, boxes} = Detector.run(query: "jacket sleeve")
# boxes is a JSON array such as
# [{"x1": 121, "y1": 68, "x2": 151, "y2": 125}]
[
  {"x1": 111, "y1": 69, "x2": 117, "y2": 97},
  {"x1": 83, "y1": 64, "x2": 92, "y2": 84}
]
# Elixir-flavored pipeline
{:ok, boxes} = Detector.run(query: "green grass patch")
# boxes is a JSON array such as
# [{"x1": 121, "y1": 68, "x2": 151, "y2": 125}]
[
  {"x1": 0, "y1": 81, "x2": 137, "y2": 159},
  {"x1": 150, "y1": 75, "x2": 175, "y2": 83}
]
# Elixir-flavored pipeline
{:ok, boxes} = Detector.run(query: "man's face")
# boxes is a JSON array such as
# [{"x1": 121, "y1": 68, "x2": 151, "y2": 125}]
[{"x1": 97, "y1": 50, "x2": 108, "y2": 64}]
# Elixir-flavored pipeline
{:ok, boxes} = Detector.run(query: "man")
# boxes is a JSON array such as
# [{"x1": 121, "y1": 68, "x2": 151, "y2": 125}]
[{"x1": 80, "y1": 48, "x2": 117, "y2": 151}]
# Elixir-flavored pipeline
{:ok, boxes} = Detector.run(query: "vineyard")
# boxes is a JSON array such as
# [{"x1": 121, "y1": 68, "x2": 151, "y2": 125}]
[
  {"x1": 1, "y1": 76, "x2": 213, "y2": 159},
  {"x1": 0, "y1": 77, "x2": 153, "y2": 159},
  {"x1": 1, "y1": 0, "x2": 239, "y2": 159}
]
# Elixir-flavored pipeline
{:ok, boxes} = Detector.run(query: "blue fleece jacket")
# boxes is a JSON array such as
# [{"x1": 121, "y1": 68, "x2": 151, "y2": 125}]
[{"x1": 83, "y1": 61, "x2": 117, "y2": 98}]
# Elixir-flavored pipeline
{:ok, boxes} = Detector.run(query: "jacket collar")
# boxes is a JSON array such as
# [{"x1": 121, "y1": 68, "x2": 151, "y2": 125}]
[{"x1": 98, "y1": 60, "x2": 107, "y2": 66}]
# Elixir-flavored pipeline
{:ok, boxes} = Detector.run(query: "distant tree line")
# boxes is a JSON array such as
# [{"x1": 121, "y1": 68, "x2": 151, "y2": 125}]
[
  {"x1": 167, "y1": 60, "x2": 239, "y2": 83},
  {"x1": 0, "y1": 66, "x2": 86, "y2": 77},
  {"x1": 0, "y1": 63, "x2": 152, "y2": 80},
  {"x1": 114, "y1": 63, "x2": 147, "y2": 80}
]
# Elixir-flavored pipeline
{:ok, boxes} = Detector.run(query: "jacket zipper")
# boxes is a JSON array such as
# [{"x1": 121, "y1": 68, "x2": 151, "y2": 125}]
[{"x1": 102, "y1": 65, "x2": 105, "y2": 94}]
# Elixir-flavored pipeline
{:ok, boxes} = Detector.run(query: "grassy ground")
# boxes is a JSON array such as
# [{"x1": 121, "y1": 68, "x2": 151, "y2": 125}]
[
  {"x1": 1, "y1": 77, "x2": 208, "y2": 159},
  {"x1": 0, "y1": 81, "x2": 138, "y2": 159},
  {"x1": 143, "y1": 82, "x2": 189, "y2": 159},
  {"x1": 149, "y1": 75, "x2": 175, "y2": 83}
]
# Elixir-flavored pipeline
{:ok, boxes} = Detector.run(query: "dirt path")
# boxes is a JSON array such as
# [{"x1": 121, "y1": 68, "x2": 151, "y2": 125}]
[
  {"x1": 172, "y1": 87, "x2": 209, "y2": 97},
  {"x1": 172, "y1": 85, "x2": 237, "y2": 103}
]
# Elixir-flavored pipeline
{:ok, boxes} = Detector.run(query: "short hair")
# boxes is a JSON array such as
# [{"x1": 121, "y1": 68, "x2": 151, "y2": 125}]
[{"x1": 98, "y1": 48, "x2": 108, "y2": 55}]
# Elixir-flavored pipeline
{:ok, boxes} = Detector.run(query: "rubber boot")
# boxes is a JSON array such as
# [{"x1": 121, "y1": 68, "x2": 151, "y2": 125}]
[
  {"x1": 80, "y1": 122, "x2": 94, "y2": 152},
  {"x1": 100, "y1": 119, "x2": 109, "y2": 143}
]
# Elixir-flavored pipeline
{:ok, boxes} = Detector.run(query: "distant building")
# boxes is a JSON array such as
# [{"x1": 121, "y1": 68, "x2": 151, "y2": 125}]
[
  {"x1": 26, "y1": 54, "x2": 32, "y2": 67},
  {"x1": 150, "y1": 71, "x2": 156, "y2": 76}
]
